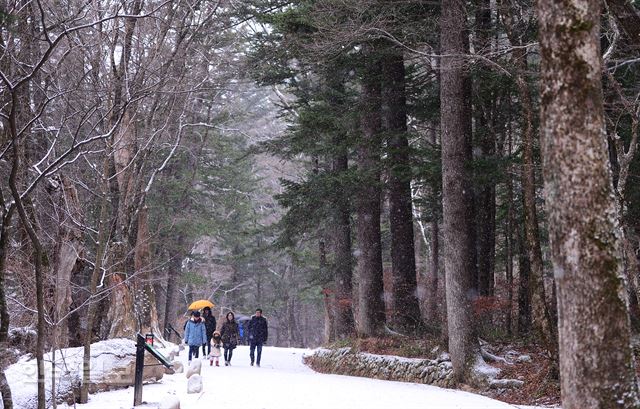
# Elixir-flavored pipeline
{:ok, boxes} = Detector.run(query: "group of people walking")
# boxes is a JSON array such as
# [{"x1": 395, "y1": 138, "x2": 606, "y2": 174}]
[{"x1": 183, "y1": 307, "x2": 269, "y2": 368}]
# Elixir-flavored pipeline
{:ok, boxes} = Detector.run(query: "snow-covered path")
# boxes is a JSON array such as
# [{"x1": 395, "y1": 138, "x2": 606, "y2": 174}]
[{"x1": 62, "y1": 346, "x2": 543, "y2": 409}]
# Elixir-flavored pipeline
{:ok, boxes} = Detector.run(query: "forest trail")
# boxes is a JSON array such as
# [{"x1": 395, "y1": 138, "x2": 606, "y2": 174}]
[{"x1": 62, "y1": 345, "x2": 546, "y2": 409}]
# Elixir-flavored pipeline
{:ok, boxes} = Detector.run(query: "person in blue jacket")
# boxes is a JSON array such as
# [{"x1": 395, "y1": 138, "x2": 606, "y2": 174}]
[{"x1": 184, "y1": 310, "x2": 207, "y2": 362}]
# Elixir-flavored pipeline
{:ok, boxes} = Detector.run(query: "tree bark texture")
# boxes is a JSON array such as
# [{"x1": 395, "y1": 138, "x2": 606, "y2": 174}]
[
  {"x1": 440, "y1": 0, "x2": 479, "y2": 381},
  {"x1": 80, "y1": 155, "x2": 112, "y2": 403},
  {"x1": 474, "y1": 0, "x2": 496, "y2": 298},
  {"x1": 517, "y1": 227, "x2": 532, "y2": 335},
  {"x1": 326, "y1": 70, "x2": 356, "y2": 340},
  {"x1": 51, "y1": 176, "x2": 84, "y2": 348},
  {"x1": 0, "y1": 210, "x2": 13, "y2": 345},
  {"x1": 106, "y1": 241, "x2": 138, "y2": 338},
  {"x1": 9, "y1": 144, "x2": 46, "y2": 409},
  {"x1": 355, "y1": 44, "x2": 386, "y2": 337},
  {"x1": 163, "y1": 249, "x2": 182, "y2": 342},
  {"x1": 538, "y1": 0, "x2": 640, "y2": 406},
  {"x1": 505, "y1": 133, "x2": 515, "y2": 336},
  {"x1": 0, "y1": 210, "x2": 13, "y2": 409},
  {"x1": 500, "y1": 0, "x2": 558, "y2": 354},
  {"x1": 104, "y1": 0, "x2": 145, "y2": 338},
  {"x1": 0, "y1": 368, "x2": 12, "y2": 409},
  {"x1": 322, "y1": 287, "x2": 336, "y2": 344},
  {"x1": 516, "y1": 49, "x2": 558, "y2": 358},
  {"x1": 134, "y1": 206, "x2": 161, "y2": 336},
  {"x1": 427, "y1": 220, "x2": 440, "y2": 324},
  {"x1": 332, "y1": 149, "x2": 355, "y2": 339},
  {"x1": 382, "y1": 49, "x2": 422, "y2": 333}
]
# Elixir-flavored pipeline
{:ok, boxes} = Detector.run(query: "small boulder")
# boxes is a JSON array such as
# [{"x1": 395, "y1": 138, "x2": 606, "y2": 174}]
[
  {"x1": 516, "y1": 354, "x2": 532, "y2": 363},
  {"x1": 186, "y1": 359, "x2": 201, "y2": 378},
  {"x1": 437, "y1": 352, "x2": 451, "y2": 363},
  {"x1": 187, "y1": 374, "x2": 203, "y2": 394},
  {"x1": 159, "y1": 395, "x2": 181, "y2": 409},
  {"x1": 171, "y1": 360, "x2": 184, "y2": 373}
]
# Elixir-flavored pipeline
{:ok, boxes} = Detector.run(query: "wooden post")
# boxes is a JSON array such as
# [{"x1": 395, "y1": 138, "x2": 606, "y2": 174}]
[{"x1": 133, "y1": 334, "x2": 145, "y2": 406}]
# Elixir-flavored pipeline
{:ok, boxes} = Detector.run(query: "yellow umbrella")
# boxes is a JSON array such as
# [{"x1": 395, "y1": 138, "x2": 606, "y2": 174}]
[{"x1": 188, "y1": 299, "x2": 215, "y2": 310}]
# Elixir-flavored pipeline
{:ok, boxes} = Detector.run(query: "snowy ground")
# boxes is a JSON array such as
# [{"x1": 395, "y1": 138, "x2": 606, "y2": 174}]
[{"x1": 54, "y1": 345, "x2": 553, "y2": 409}]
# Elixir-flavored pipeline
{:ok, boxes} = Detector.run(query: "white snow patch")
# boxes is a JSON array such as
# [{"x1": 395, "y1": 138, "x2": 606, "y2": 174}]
[
  {"x1": 0, "y1": 345, "x2": 556, "y2": 409},
  {"x1": 3, "y1": 338, "x2": 175, "y2": 409},
  {"x1": 470, "y1": 355, "x2": 501, "y2": 386}
]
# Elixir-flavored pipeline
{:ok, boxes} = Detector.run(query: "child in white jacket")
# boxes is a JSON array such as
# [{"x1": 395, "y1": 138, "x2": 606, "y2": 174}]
[{"x1": 209, "y1": 330, "x2": 222, "y2": 366}]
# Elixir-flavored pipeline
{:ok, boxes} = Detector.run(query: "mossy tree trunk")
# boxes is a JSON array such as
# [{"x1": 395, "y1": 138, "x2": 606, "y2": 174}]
[{"x1": 538, "y1": 0, "x2": 640, "y2": 406}]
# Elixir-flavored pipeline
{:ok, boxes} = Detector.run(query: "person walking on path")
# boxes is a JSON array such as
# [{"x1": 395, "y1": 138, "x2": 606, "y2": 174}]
[
  {"x1": 209, "y1": 330, "x2": 222, "y2": 366},
  {"x1": 248, "y1": 308, "x2": 268, "y2": 367},
  {"x1": 220, "y1": 311, "x2": 240, "y2": 366},
  {"x1": 202, "y1": 306, "x2": 217, "y2": 357},
  {"x1": 184, "y1": 310, "x2": 207, "y2": 363}
]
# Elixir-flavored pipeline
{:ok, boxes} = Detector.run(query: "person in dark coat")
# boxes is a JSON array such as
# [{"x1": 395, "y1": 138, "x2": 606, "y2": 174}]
[
  {"x1": 202, "y1": 306, "x2": 217, "y2": 357},
  {"x1": 220, "y1": 311, "x2": 239, "y2": 366},
  {"x1": 248, "y1": 308, "x2": 268, "y2": 367}
]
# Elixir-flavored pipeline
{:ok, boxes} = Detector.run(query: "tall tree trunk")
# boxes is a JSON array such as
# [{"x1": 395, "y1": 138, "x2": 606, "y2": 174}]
[
  {"x1": 474, "y1": 0, "x2": 496, "y2": 298},
  {"x1": 0, "y1": 370, "x2": 11, "y2": 409},
  {"x1": 538, "y1": 0, "x2": 640, "y2": 406},
  {"x1": 332, "y1": 159, "x2": 354, "y2": 340},
  {"x1": 517, "y1": 227, "x2": 532, "y2": 335},
  {"x1": 9, "y1": 144, "x2": 46, "y2": 409},
  {"x1": 427, "y1": 220, "x2": 440, "y2": 324},
  {"x1": 322, "y1": 287, "x2": 335, "y2": 344},
  {"x1": 0, "y1": 207, "x2": 14, "y2": 409},
  {"x1": 440, "y1": 0, "x2": 479, "y2": 381},
  {"x1": 354, "y1": 43, "x2": 385, "y2": 337},
  {"x1": 327, "y1": 70, "x2": 356, "y2": 340},
  {"x1": 516, "y1": 48, "x2": 557, "y2": 356},
  {"x1": 163, "y1": 246, "x2": 182, "y2": 342},
  {"x1": 319, "y1": 234, "x2": 335, "y2": 343},
  {"x1": 105, "y1": 0, "x2": 144, "y2": 339},
  {"x1": 134, "y1": 206, "x2": 161, "y2": 336},
  {"x1": 80, "y1": 155, "x2": 112, "y2": 404},
  {"x1": 51, "y1": 176, "x2": 84, "y2": 348},
  {"x1": 0, "y1": 209, "x2": 12, "y2": 345},
  {"x1": 425, "y1": 127, "x2": 441, "y2": 326},
  {"x1": 606, "y1": 71, "x2": 640, "y2": 331},
  {"x1": 505, "y1": 132, "x2": 514, "y2": 337},
  {"x1": 382, "y1": 49, "x2": 422, "y2": 333},
  {"x1": 501, "y1": 0, "x2": 558, "y2": 357}
]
